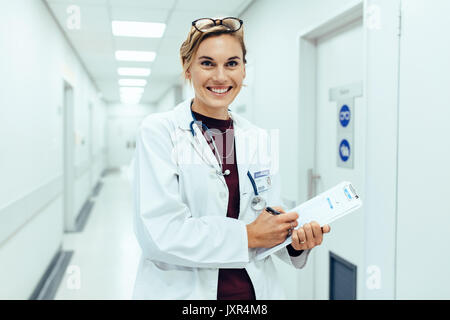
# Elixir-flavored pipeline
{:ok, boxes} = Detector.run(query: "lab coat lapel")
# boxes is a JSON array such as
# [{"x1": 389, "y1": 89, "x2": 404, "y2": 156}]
[
  {"x1": 175, "y1": 99, "x2": 223, "y2": 174},
  {"x1": 189, "y1": 124, "x2": 222, "y2": 172},
  {"x1": 234, "y1": 124, "x2": 258, "y2": 211}
]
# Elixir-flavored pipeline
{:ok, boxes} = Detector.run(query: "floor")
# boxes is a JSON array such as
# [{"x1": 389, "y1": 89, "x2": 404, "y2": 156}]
[{"x1": 54, "y1": 169, "x2": 141, "y2": 299}]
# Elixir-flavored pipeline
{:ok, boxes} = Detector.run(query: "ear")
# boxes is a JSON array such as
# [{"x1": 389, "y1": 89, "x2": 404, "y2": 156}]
[{"x1": 185, "y1": 68, "x2": 191, "y2": 80}]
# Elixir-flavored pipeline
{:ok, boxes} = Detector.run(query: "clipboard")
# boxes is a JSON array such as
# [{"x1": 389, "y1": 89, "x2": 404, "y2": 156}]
[{"x1": 255, "y1": 181, "x2": 362, "y2": 260}]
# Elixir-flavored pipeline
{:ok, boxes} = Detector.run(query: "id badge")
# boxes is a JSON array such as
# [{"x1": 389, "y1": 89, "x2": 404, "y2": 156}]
[{"x1": 253, "y1": 169, "x2": 272, "y2": 193}]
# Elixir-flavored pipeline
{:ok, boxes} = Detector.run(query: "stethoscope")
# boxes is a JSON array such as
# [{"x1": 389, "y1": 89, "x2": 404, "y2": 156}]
[{"x1": 189, "y1": 108, "x2": 267, "y2": 213}]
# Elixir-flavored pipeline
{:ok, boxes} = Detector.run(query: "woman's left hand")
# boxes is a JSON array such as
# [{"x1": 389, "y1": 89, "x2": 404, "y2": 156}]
[{"x1": 290, "y1": 221, "x2": 331, "y2": 250}]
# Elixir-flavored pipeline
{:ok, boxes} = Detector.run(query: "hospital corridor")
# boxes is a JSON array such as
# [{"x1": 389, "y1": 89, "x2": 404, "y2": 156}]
[{"x1": 1, "y1": 0, "x2": 450, "y2": 302}]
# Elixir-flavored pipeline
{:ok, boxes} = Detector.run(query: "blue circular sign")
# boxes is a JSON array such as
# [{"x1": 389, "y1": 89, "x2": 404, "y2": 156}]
[
  {"x1": 339, "y1": 104, "x2": 351, "y2": 127},
  {"x1": 339, "y1": 139, "x2": 351, "y2": 162}
]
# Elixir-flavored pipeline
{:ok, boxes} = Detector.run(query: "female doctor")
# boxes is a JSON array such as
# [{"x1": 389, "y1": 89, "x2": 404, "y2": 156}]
[{"x1": 131, "y1": 17, "x2": 331, "y2": 300}]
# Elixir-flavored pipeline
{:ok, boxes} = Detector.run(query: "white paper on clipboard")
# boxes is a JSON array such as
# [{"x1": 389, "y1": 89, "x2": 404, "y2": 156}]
[{"x1": 255, "y1": 181, "x2": 362, "y2": 261}]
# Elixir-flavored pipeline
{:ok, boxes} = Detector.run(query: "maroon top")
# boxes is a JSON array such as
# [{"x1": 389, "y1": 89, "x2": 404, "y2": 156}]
[{"x1": 192, "y1": 110, "x2": 303, "y2": 300}]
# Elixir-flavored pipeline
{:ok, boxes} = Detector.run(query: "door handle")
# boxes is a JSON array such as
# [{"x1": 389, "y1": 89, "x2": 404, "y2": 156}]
[{"x1": 307, "y1": 168, "x2": 321, "y2": 199}]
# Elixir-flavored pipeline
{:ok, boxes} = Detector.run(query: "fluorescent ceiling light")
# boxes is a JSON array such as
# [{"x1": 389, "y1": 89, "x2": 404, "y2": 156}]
[
  {"x1": 112, "y1": 21, "x2": 166, "y2": 38},
  {"x1": 115, "y1": 50, "x2": 156, "y2": 62},
  {"x1": 119, "y1": 79, "x2": 147, "y2": 87},
  {"x1": 120, "y1": 87, "x2": 144, "y2": 95},
  {"x1": 118, "y1": 67, "x2": 151, "y2": 77}
]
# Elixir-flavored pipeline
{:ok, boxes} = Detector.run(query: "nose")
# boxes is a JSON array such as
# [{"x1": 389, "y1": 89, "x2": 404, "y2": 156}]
[{"x1": 212, "y1": 65, "x2": 227, "y2": 83}]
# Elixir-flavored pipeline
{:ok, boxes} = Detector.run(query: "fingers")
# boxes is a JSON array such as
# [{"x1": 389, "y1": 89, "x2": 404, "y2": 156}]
[
  {"x1": 310, "y1": 221, "x2": 323, "y2": 246},
  {"x1": 271, "y1": 206, "x2": 286, "y2": 214},
  {"x1": 291, "y1": 227, "x2": 299, "y2": 244},
  {"x1": 297, "y1": 227, "x2": 307, "y2": 245},
  {"x1": 322, "y1": 224, "x2": 331, "y2": 233},
  {"x1": 303, "y1": 223, "x2": 315, "y2": 249},
  {"x1": 280, "y1": 221, "x2": 298, "y2": 237},
  {"x1": 277, "y1": 211, "x2": 299, "y2": 222},
  {"x1": 289, "y1": 221, "x2": 332, "y2": 250},
  {"x1": 291, "y1": 227, "x2": 307, "y2": 250}
]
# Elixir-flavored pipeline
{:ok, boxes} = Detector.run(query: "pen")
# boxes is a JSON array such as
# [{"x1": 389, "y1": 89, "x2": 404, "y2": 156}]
[{"x1": 266, "y1": 206, "x2": 283, "y2": 215}]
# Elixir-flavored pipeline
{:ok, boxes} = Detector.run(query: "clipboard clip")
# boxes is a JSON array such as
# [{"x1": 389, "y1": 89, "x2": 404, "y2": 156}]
[{"x1": 344, "y1": 184, "x2": 359, "y2": 200}]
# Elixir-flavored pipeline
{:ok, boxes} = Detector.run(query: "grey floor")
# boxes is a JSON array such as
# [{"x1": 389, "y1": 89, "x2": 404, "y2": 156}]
[{"x1": 54, "y1": 169, "x2": 141, "y2": 299}]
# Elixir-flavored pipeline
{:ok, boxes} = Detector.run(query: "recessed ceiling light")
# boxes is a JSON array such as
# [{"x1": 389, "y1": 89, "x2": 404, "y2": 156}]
[
  {"x1": 119, "y1": 79, "x2": 147, "y2": 87},
  {"x1": 115, "y1": 50, "x2": 156, "y2": 62},
  {"x1": 118, "y1": 68, "x2": 151, "y2": 77},
  {"x1": 112, "y1": 21, "x2": 166, "y2": 38}
]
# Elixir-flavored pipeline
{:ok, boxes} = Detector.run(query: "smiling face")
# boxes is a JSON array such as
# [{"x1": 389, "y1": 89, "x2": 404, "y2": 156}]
[{"x1": 186, "y1": 34, "x2": 246, "y2": 118}]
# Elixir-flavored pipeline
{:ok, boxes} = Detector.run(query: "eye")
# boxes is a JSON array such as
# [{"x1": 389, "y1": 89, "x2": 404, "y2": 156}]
[
  {"x1": 200, "y1": 60, "x2": 214, "y2": 67},
  {"x1": 226, "y1": 60, "x2": 238, "y2": 67}
]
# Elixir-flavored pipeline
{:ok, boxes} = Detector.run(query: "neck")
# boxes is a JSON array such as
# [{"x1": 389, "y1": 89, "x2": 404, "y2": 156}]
[{"x1": 192, "y1": 97, "x2": 229, "y2": 120}]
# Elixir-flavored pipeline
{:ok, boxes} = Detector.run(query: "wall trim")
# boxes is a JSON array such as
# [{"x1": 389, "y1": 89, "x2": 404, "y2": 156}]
[
  {"x1": 92, "y1": 181, "x2": 103, "y2": 198},
  {"x1": 29, "y1": 247, "x2": 74, "y2": 300},
  {"x1": 72, "y1": 199, "x2": 94, "y2": 233},
  {"x1": 0, "y1": 176, "x2": 63, "y2": 248}
]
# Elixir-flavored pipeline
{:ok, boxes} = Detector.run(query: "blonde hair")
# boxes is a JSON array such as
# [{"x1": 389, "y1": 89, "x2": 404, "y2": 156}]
[{"x1": 180, "y1": 23, "x2": 247, "y2": 81}]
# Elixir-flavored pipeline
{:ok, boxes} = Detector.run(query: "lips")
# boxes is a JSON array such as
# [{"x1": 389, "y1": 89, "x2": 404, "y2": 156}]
[{"x1": 206, "y1": 86, "x2": 233, "y2": 95}]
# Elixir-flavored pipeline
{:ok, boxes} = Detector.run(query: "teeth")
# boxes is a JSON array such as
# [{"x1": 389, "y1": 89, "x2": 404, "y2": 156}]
[{"x1": 210, "y1": 87, "x2": 229, "y2": 94}]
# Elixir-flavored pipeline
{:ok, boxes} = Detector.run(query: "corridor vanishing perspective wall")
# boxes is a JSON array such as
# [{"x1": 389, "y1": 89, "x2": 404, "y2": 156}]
[{"x1": 0, "y1": 0, "x2": 106, "y2": 299}]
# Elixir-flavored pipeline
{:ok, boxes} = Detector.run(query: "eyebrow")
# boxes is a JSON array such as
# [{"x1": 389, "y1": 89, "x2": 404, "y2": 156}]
[{"x1": 198, "y1": 56, "x2": 241, "y2": 60}]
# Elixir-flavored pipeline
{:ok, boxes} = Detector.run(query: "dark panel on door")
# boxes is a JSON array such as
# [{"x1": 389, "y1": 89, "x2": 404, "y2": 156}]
[{"x1": 329, "y1": 251, "x2": 357, "y2": 300}]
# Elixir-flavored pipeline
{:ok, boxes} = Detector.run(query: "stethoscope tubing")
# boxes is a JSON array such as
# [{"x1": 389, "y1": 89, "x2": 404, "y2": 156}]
[{"x1": 189, "y1": 108, "x2": 260, "y2": 199}]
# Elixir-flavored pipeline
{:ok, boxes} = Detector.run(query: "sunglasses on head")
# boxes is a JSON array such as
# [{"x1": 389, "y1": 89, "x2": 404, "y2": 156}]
[{"x1": 192, "y1": 17, "x2": 243, "y2": 33}]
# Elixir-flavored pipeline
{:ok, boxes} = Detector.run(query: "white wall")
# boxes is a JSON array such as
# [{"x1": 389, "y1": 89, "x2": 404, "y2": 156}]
[
  {"x1": 0, "y1": 0, "x2": 106, "y2": 299},
  {"x1": 395, "y1": 0, "x2": 450, "y2": 299},
  {"x1": 155, "y1": 85, "x2": 184, "y2": 112},
  {"x1": 363, "y1": 0, "x2": 400, "y2": 299},
  {"x1": 90, "y1": 96, "x2": 107, "y2": 187}
]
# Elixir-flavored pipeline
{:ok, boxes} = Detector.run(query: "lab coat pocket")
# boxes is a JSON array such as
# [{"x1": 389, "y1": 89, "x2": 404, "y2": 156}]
[{"x1": 178, "y1": 163, "x2": 210, "y2": 216}]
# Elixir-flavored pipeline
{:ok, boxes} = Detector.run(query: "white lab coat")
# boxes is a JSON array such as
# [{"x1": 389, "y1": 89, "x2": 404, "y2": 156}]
[{"x1": 130, "y1": 99, "x2": 311, "y2": 299}]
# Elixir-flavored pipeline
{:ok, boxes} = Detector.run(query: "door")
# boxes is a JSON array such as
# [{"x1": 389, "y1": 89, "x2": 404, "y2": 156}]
[
  {"x1": 107, "y1": 117, "x2": 142, "y2": 168},
  {"x1": 312, "y1": 18, "x2": 365, "y2": 299}
]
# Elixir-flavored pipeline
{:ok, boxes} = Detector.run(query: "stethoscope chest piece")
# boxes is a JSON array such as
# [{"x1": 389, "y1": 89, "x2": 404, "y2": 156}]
[{"x1": 251, "y1": 195, "x2": 266, "y2": 212}]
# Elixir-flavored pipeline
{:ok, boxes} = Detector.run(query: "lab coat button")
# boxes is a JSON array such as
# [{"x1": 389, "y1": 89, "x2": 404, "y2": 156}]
[{"x1": 220, "y1": 192, "x2": 227, "y2": 199}]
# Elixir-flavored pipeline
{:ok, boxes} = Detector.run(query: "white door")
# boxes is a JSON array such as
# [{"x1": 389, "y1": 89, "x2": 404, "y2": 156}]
[
  {"x1": 107, "y1": 117, "x2": 142, "y2": 168},
  {"x1": 313, "y1": 19, "x2": 365, "y2": 299}
]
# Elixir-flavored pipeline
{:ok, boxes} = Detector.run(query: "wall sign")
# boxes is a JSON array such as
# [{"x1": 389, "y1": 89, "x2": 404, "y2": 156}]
[{"x1": 329, "y1": 82, "x2": 362, "y2": 169}]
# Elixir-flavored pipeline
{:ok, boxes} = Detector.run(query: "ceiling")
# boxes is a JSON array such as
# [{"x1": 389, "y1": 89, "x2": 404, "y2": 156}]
[{"x1": 45, "y1": 0, "x2": 254, "y2": 104}]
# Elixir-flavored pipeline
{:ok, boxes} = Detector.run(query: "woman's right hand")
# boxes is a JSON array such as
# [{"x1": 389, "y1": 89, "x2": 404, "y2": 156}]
[{"x1": 246, "y1": 207, "x2": 299, "y2": 248}]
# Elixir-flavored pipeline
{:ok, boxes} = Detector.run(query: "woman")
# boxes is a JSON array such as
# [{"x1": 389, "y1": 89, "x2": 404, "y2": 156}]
[{"x1": 131, "y1": 17, "x2": 330, "y2": 300}]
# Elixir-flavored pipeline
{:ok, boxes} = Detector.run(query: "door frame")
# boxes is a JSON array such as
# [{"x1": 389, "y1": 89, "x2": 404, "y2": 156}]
[
  {"x1": 88, "y1": 100, "x2": 94, "y2": 190},
  {"x1": 295, "y1": 0, "x2": 365, "y2": 299},
  {"x1": 63, "y1": 81, "x2": 75, "y2": 232}
]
